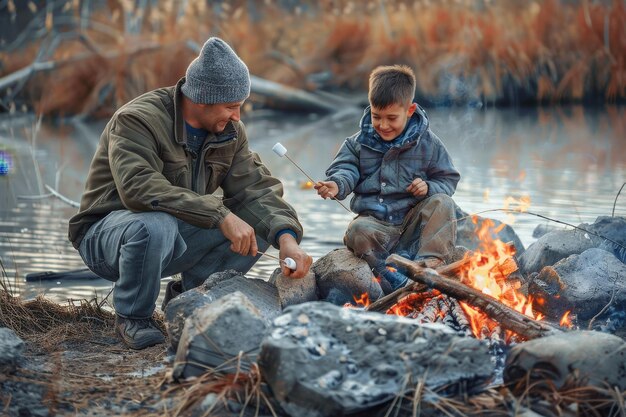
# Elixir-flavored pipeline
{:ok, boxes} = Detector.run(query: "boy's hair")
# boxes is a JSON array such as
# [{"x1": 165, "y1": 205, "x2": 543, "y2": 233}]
[{"x1": 368, "y1": 65, "x2": 416, "y2": 109}]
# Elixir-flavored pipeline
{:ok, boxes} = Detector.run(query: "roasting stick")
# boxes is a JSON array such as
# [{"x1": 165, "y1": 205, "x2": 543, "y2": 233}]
[
  {"x1": 272, "y1": 142, "x2": 352, "y2": 213},
  {"x1": 258, "y1": 250, "x2": 296, "y2": 270}
]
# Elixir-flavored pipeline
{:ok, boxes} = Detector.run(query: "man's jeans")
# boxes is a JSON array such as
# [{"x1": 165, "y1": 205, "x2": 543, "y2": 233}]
[
  {"x1": 78, "y1": 210, "x2": 268, "y2": 319},
  {"x1": 343, "y1": 194, "x2": 457, "y2": 277}
]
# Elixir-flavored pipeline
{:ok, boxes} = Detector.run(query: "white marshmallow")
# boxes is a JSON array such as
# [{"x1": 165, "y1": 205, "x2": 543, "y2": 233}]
[
  {"x1": 283, "y1": 257, "x2": 296, "y2": 270},
  {"x1": 272, "y1": 142, "x2": 288, "y2": 157}
]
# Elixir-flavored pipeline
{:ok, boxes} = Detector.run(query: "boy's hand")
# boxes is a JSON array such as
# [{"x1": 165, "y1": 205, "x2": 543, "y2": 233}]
[
  {"x1": 278, "y1": 233, "x2": 313, "y2": 278},
  {"x1": 407, "y1": 178, "x2": 428, "y2": 197},
  {"x1": 315, "y1": 181, "x2": 339, "y2": 199}
]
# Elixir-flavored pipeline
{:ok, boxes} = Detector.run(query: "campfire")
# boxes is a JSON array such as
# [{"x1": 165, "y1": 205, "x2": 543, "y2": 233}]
[{"x1": 360, "y1": 212, "x2": 571, "y2": 344}]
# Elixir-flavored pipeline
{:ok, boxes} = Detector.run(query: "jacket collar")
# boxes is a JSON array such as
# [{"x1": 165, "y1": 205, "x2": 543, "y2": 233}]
[
  {"x1": 173, "y1": 78, "x2": 186, "y2": 145},
  {"x1": 173, "y1": 77, "x2": 238, "y2": 146},
  {"x1": 357, "y1": 103, "x2": 429, "y2": 151}
]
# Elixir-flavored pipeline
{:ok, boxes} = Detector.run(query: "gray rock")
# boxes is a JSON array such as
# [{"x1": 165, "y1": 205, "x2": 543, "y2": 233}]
[
  {"x1": 173, "y1": 292, "x2": 268, "y2": 380},
  {"x1": 532, "y1": 224, "x2": 564, "y2": 239},
  {"x1": 519, "y1": 216, "x2": 626, "y2": 276},
  {"x1": 165, "y1": 286, "x2": 218, "y2": 351},
  {"x1": 0, "y1": 327, "x2": 24, "y2": 373},
  {"x1": 259, "y1": 302, "x2": 494, "y2": 417},
  {"x1": 529, "y1": 248, "x2": 626, "y2": 321},
  {"x1": 504, "y1": 330, "x2": 626, "y2": 391},
  {"x1": 518, "y1": 228, "x2": 595, "y2": 274},
  {"x1": 269, "y1": 268, "x2": 318, "y2": 308},
  {"x1": 312, "y1": 248, "x2": 384, "y2": 306},
  {"x1": 455, "y1": 204, "x2": 525, "y2": 257},
  {"x1": 584, "y1": 216, "x2": 626, "y2": 264},
  {"x1": 165, "y1": 270, "x2": 281, "y2": 352},
  {"x1": 202, "y1": 274, "x2": 281, "y2": 321}
]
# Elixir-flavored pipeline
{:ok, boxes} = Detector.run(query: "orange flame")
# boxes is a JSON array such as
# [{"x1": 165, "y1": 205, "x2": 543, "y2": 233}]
[
  {"x1": 353, "y1": 293, "x2": 370, "y2": 307},
  {"x1": 560, "y1": 311, "x2": 573, "y2": 328},
  {"x1": 458, "y1": 216, "x2": 542, "y2": 339}
]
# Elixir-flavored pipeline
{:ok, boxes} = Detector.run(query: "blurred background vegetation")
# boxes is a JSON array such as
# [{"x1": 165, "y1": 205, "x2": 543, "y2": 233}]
[{"x1": 0, "y1": 0, "x2": 624, "y2": 119}]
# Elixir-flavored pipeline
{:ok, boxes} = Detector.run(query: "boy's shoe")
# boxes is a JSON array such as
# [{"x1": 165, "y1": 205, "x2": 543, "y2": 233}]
[
  {"x1": 161, "y1": 279, "x2": 183, "y2": 312},
  {"x1": 115, "y1": 315, "x2": 165, "y2": 350},
  {"x1": 379, "y1": 269, "x2": 409, "y2": 294},
  {"x1": 413, "y1": 256, "x2": 444, "y2": 269}
]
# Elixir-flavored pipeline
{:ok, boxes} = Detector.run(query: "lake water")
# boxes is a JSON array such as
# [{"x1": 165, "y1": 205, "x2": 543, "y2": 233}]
[{"x1": 0, "y1": 105, "x2": 624, "y2": 306}]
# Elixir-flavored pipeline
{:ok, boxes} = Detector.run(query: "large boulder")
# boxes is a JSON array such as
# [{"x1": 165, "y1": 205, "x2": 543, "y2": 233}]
[
  {"x1": 518, "y1": 229, "x2": 595, "y2": 275},
  {"x1": 529, "y1": 248, "x2": 626, "y2": 321},
  {"x1": 269, "y1": 268, "x2": 318, "y2": 308},
  {"x1": 259, "y1": 302, "x2": 494, "y2": 417},
  {"x1": 312, "y1": 248, "x2": 384, "y2": 305},
  {"x1": 172, "y1": 292, "x2": 267, "y2": 380},
  {"x1": 165, "y1": 270, "x2": 281, "y2": 351},
  {"x1": 504, "y1": 331, "x2": 626, "y2": 391},
  {"x1": 519, "y1": 216, "x2": 626, "y2": 275}
]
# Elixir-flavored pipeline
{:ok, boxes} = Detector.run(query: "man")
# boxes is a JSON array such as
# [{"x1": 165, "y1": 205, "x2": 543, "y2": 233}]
[{"x1": 68, "y1": 37, "x2": 312, "y2": 350}]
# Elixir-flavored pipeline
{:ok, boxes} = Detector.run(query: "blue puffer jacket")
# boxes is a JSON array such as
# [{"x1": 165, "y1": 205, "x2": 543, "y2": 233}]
[{"x1": 326, "y1": 104, "x2": 460, "y2": 225}]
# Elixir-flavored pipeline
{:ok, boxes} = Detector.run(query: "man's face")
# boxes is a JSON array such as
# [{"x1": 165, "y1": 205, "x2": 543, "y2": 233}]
[
  {"x1": 196, "y1": 101, "x2": 244, "y2": 133},
  {"x1": 370, "y1": 102, "x2": 417, "y2": 141}
]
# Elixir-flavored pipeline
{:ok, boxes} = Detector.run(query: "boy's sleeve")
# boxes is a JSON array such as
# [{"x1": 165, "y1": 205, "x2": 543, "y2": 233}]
[
  {"x1": 325, "y1": 138, "x2": 360, "y2": 200},
  {"x1": 425, "y1": 132, "x2": 461, "y2": 197}
]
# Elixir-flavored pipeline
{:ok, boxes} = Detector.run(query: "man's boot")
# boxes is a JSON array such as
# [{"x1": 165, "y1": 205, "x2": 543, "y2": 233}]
[
  {"x1": 115, "y1": 315, "x2": 165, "y2": 350},
  {"x1": 161, "y1": 279, "x2": 183, "y2": 312}
]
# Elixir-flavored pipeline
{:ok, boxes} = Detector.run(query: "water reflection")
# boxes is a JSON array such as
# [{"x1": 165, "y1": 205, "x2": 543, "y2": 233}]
[{"x1": 0, "y1": 106, "x2": 624, "y2": 304}]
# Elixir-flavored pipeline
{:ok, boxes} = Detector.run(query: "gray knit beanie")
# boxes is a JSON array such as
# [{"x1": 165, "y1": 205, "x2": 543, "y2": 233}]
[{"x1": 181, "y1": 37, "x2": 250, "y2": 104}]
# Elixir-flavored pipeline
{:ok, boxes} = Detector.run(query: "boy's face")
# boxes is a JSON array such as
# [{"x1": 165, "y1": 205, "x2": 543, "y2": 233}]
[{"x1": 370, "y1": 102, "x2": 417, "y2": 141}]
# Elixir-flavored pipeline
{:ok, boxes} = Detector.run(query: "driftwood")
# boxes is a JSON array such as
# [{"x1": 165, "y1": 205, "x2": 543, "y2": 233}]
[
  {"x1": 366, "y1": 254, "x2": 474, "y2": 313},
  {"x1": 386, "y1": 254, "x2": 561, "y2": 340}
]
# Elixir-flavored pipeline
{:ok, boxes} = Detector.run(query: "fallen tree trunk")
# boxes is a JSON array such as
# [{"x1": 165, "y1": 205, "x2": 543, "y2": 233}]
[{"x1": 386, "y1": 254, "x2": 561, "y2": 340}]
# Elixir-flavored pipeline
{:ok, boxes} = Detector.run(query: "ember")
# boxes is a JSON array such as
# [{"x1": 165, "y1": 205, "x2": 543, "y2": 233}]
[
  {"x1": 353, "y1": 293, "x2": 370, "y2": 307},
  {"x1": 560, "y1": 310, "x2": 573, "y2": 328}
]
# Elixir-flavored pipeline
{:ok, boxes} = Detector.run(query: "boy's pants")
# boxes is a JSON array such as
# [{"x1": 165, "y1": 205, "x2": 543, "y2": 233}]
[
  {"x1": 77, "y1": 210, "x2": 268, "y2": 319},
  {"x1": 344, "y1": 194, "x2": 456, "y2": 277}
]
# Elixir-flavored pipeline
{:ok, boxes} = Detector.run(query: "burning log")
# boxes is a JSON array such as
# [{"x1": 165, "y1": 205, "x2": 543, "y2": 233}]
[
  {"x1": 386, "y1": 254, "x2": 561, "y2": 340},
  {"x1": 366, "y1": 254, "x2": 474, "y2": 313},
  {"x1": 365, "y1": 282, "x2": 427, "y2": 313}
]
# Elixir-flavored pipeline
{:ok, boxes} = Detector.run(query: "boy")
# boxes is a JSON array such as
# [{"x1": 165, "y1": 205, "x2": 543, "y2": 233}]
[{"x1": 315, "y1": 65, "x2": 460, "y2": 294}]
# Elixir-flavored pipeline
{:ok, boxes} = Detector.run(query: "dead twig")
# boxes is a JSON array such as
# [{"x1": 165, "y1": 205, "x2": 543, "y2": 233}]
[
  {"x1": 612, "y1": 182, "x2": 625, "y2": 217},
  {"x1": 587, "y1": 286, "x2": 617, "y2": 330},
  {"x1": 44, "y1": 184, "x2": 79, "y2": 207}
]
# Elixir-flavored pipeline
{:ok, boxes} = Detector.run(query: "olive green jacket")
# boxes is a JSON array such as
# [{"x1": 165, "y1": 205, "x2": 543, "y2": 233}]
[{"x1": 68, "y1": 78, "x2": 303, "y2": 249}]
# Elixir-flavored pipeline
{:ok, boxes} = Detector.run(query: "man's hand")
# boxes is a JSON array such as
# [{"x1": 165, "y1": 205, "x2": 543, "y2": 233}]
[
  {"x1": 407, "y1": 177, "x2": 428, "y2": 197},
  {"x1": 314, "y1": 181, "x2": 339, "y2": 199},
  {"x1": 219, "y1": 213, "x2": 258, "y2": 256},
  {"x1": 278, "y1": 233, "x2": 313, "y2": 278}
]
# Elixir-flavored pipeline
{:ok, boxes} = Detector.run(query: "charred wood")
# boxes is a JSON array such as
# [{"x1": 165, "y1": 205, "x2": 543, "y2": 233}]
[
  {"x1": 387, "y1": 254, "x2": 561, "y2": 340},
  {"x1": 366, "y1": 255, "x2": 474, "y2": 313}
]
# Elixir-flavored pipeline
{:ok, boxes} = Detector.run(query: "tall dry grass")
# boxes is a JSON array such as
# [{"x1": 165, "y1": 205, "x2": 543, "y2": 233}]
[{"x1": 0, "y1": 0, "x2": 624, "y2": 117}]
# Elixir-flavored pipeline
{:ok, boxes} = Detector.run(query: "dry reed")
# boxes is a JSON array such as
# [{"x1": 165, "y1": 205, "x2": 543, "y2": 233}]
[{"x1": 0, "y1": 0, "x2": 623, "y2": 118}]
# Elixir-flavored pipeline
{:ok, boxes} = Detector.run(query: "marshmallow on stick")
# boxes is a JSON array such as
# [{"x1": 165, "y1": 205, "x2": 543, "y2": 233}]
[
  {"x1": 258, "y1": 250, "x2": 296, "y2": 270},
  {"x1": 272, "y1": 142, "x2": 351, "y2": 212}
]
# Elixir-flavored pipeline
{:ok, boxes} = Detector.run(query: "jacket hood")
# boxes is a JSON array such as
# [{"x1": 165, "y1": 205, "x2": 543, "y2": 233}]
[{"x1": 357, "y1": 103, "x2": 430, "y2": 151}]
